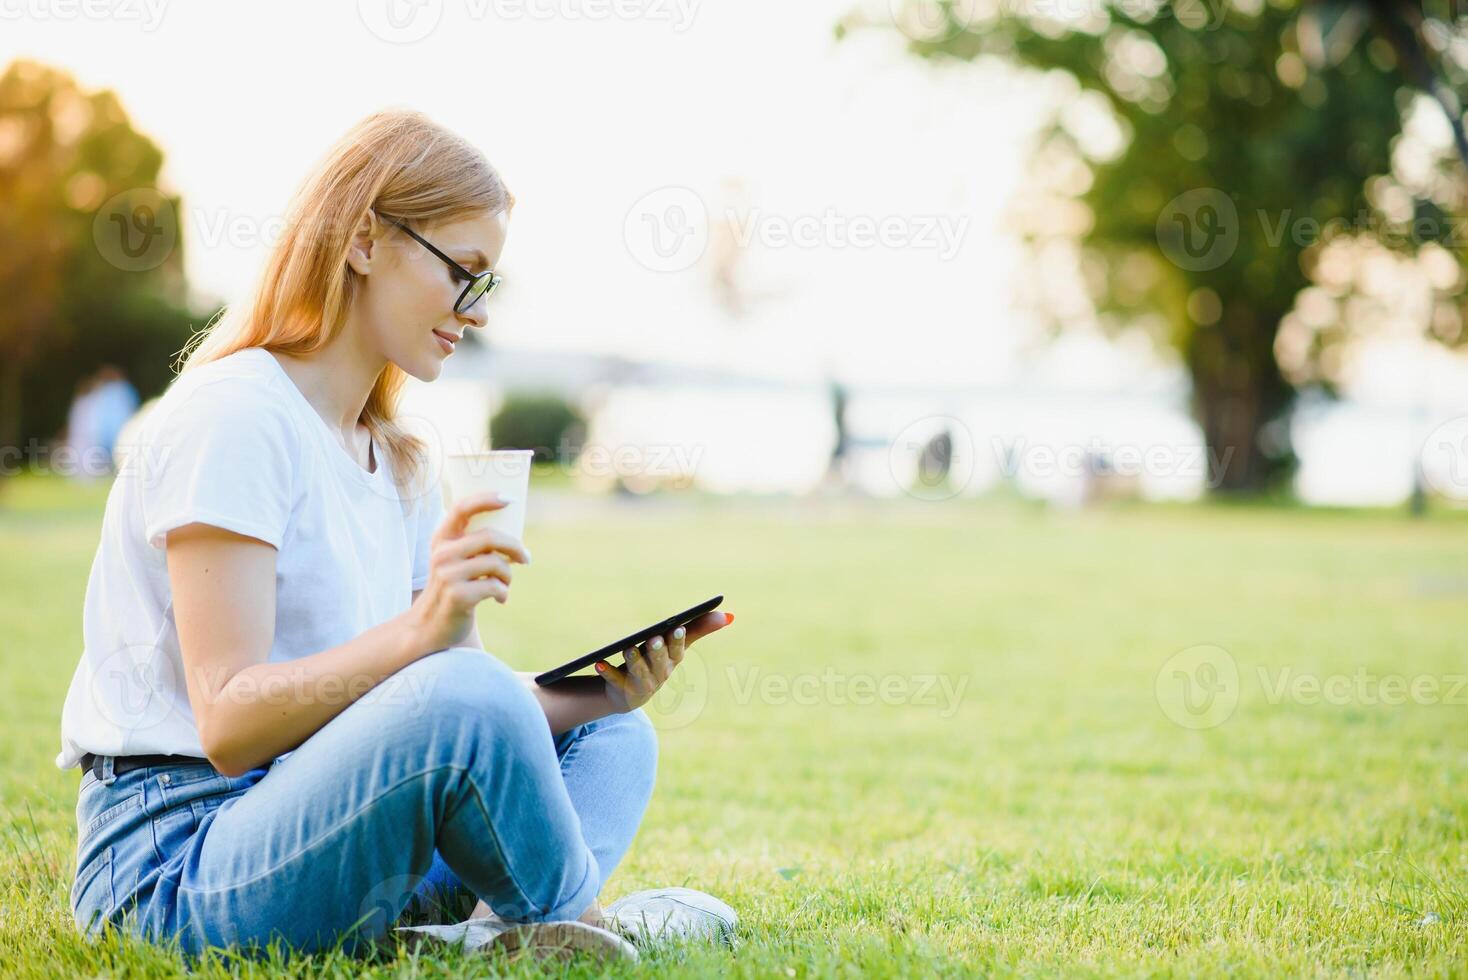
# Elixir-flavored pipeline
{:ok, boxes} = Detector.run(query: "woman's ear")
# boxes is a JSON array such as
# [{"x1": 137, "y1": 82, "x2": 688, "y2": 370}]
[{"x1": 345, "y1": 208, "x2": 382, "y2": 276}]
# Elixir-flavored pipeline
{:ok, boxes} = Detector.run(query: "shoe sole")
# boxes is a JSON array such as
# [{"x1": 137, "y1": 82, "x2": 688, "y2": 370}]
[{"x1": 489, "y1": 921, "x2": 639, "y2": 964}]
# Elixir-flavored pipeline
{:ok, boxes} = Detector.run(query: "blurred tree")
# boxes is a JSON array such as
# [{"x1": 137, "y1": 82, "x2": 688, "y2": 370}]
[
  {"x1": 1297, "y1": 0, "x2": 1468, "y2": 166},
  {"x1": 0, "y1": 59, "x2": 205, "y2": 466},
  {"x1": 839, "y1": 0, "x2": 1468, "y2": 492},
  {"x1": 490, "y1": 393, "x2": 586, "y2": 464}
]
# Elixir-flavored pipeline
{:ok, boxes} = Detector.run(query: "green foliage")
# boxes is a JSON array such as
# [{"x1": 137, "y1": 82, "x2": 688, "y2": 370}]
[
  {"x1": 0, "y1": 59, "x2": 209, "y2": 454},
  {"x1": 490, "y1": 392, "x2": 586, "y2": 463},
  {"x1": 845, "y1": 0, "x2": 1434, "y2": 492}
]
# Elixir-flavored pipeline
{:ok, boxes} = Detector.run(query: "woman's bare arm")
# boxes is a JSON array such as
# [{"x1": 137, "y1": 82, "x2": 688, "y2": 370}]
[
  {"x1": 167, "y1": 492, "x2": 523, "y2": 776},
  {"x1": 167, "y1": 524, "x2": 426, "y2": 776}
]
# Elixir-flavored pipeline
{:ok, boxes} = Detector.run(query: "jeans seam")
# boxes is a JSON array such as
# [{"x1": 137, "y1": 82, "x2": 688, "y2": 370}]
[
  {"x1": 450, "y1": 765, "x2": 540, "y2": 915},
  {"x1": 456, "y1": 761, "x2": 597, "y2": 919},
  {"x1": 172, "y1": 765, "x2": 549, "y2": 915},
  {"x1": 82, "y1": 792, "x2": 143, "y2": 839},
  {"x1": 71, "y1": 845, "x2": 113, "y2": 915},
  {"x1": 170, "y1": 767, "x2": 456, "y2": 894},
  {"x1": 557, "y1": 731, "x2": 586, "y2": 777}
]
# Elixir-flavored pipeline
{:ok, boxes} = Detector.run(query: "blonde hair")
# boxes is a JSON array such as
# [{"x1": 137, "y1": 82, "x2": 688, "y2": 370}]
[{"x1": 177, "y1": 108, "x2": 514, "y2": 496}]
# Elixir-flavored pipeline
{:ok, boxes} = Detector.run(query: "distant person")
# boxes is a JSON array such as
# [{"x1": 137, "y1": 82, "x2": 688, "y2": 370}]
[
  {"x1": 88, "y1": 365, "x2": 139, "y2": 467},
  {"x1": 55, "y1": 109, "x2": 737, "y2": 964},
  {"x1": 823, "y1": 379, "x2": 850, "y2": 492},
  {"x1": 63, "y1": 373, "x2": 102, "y2": 481}
]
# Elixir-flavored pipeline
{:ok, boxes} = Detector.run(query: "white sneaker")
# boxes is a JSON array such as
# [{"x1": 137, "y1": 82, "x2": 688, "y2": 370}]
[{"x1": 602, "y1": 887, "x2": 738, "y2": 948}]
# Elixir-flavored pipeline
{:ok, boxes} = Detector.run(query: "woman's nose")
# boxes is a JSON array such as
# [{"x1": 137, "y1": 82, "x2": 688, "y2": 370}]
[{"x1": 456, "y1": 298, "x2": 488, "y2": 330}]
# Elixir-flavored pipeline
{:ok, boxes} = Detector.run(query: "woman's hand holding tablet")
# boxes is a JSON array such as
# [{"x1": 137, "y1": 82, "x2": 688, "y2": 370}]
[{"x1": 534, "y1": 596, "x2": 734, "y2": 713}]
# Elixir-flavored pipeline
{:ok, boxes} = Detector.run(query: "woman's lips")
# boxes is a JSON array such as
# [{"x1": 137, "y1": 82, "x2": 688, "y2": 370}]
[{"x1": 432, "y1": 329, "x2": 457, "y2": 355}]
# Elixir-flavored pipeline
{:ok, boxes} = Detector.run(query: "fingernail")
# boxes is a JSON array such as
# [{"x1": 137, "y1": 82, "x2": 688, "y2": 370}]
[
  {"x1": 595, "y1": 662, "x2": 605, "y2": 673},
  {"x1": 674, "y1": 627, "x2": 685, "y2": 640},
  {"x1": 724, "y1": 612, "x2": 735, "y2": 625},
  {"x1": 651, "y1": 637, "x2": 663, "y2": 649}
]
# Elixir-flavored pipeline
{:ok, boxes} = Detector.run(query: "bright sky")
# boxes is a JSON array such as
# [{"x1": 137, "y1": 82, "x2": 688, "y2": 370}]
[
  {"x1": 3, "y1": 0, "x2": 1076, "y2": 389},
  {"x1": 11, "y1": 0, "x2": 1468, "y2": 503}
]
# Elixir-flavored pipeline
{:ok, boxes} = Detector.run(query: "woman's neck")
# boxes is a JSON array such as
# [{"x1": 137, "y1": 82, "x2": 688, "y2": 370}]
[{"x1": 271, "y1": 331, "x2": 385, "y2": 439}]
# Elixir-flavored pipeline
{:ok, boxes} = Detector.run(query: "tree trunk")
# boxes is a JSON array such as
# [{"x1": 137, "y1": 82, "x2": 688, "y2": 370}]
[
  {"x1": 1186, "y1": 309, "x2": 1294, "y2": 494},
  {"x1": 0, "y1": 356, "x2": 20, "y2": 475}
]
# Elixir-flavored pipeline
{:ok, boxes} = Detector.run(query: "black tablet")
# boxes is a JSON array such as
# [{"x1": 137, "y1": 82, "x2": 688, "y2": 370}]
[{"x1": 534, "y1": 595, "x2": 724, "y2": 686}]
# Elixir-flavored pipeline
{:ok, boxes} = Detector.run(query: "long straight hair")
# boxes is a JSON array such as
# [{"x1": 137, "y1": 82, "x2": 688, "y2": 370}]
[{"x1": 176, "y1": 108, "x2": 514, "y2": 496}]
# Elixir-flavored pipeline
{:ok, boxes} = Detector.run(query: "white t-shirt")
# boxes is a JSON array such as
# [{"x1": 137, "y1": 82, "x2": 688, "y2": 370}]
[{"x1": 56, "y1": 346, "x2": 444, "y2": 769}]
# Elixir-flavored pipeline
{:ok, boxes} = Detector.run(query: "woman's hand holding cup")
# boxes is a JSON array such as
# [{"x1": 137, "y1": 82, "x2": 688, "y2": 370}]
[{"x1": 408, "y1": 492, "x2": 532, "y2": 653}]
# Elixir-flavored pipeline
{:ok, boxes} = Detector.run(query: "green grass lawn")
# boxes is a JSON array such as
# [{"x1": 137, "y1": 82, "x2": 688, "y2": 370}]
[{"x1": 2, "y1": 475, "x2": 1466, "y2": 977}]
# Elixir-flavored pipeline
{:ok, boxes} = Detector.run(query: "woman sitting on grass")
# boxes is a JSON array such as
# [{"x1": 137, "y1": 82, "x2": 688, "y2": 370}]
[{"x1": 54, "y1": 108, "x2": 736, "y2": 965}]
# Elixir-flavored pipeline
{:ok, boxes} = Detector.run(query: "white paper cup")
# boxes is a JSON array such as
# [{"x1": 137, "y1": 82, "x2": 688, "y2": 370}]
[{"x1": 441, "y1": 450, "x2": 534, "y2": 543}]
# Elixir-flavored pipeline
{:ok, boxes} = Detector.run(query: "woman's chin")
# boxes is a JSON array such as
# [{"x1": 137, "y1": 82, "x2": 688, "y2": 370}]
[{"x1": 395, "y1": 355, "x2": 444, "y2": 383}]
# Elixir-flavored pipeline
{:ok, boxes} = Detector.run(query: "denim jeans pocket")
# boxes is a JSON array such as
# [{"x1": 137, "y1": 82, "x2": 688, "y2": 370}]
[
  {"x1": 76, "y1": 769, "x2": 146, "y2": 842},
  {"x1": 154, "y1": 768, "x2": 239, "y2": 816},
  {"x1": 71, "y1": 845, "x2": 114, "y2": 934},
  {"x1": 145, "y1": 768, "x2": 253, "y2": 867}
]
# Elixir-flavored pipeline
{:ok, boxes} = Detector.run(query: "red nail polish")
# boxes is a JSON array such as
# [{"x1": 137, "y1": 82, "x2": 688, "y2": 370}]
[{"x1": 724, "y1": 612, "x2": 735, "y2": 625}]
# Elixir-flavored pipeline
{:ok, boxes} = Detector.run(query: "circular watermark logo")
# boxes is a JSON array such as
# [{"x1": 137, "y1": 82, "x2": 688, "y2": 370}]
[
  {"x1": 888, "y1": 415, "x2": 975, "y2": 501},
  {"x1": 624, "y1": 186, "x2": 708, "y2": 272},
  {"x1": 641, "y1": 648, "x2": 709, "y2": 731},
  {"x1": 887, "y1": 0, "x2": 979, "y2": 42},
  {"x1": 1420, "y1": 416, "x2": 1468, "y2": 501},
  {"x1": 357, "y1": 873, "x2": 428, "y2": 934},
  {"x1": 357, "y1": 0, "x2": 444, "y2": 43},
  {"x1": 93, "y1": 188, "x2": 178, "y2": 272},
  {"x1": 1155, "y1": 188, "x2": 1239, "y2": 272},
  {"x1": 88, "y1": 643, "x2": 182, "y2": 735},
  {"x1": 1155, "y1": 644, "x2": 1239, "y2": 730},
  {"x1": 386, "y1": 412, "x2": 448, "y2": 507}
]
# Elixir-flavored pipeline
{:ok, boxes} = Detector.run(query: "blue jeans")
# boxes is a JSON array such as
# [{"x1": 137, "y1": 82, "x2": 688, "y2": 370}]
[{"x1": 69, "y1": 648, "x2": 659, "y2": 956}]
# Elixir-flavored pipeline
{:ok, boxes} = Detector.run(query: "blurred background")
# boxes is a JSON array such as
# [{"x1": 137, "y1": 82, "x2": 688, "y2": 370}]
[
  {"x1": 6, "y1": 0, "x2": 1468, "y2": 509},
  {"x1": 6, "y1": 5, "x2": 1468, "y2": 973}
]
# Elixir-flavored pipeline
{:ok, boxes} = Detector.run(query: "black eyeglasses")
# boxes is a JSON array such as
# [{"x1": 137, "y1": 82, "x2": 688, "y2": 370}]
[{"x1": 387, "y1": 217, "x2": 503, "y2": 314}]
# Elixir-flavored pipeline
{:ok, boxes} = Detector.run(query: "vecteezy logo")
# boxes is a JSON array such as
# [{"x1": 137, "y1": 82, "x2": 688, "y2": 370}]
[
  {"x1": 89, "y1": 643, "x2": 181, "y2": 734},
  {"x1": 642, "y1": 648, "x2": 708, "y2": 731},
  {"x1": 93, "y1": 189, "x2": 177, "y2": 273},
  {"x1": 376, "y1": 412, "x2": 447, "y2": 507},
  {"x1": 887, "y1": 0, "x2": 978, "y2": 42},
  {"x1": 1421, "y1": 416, "x2": 1468, "y2": 501},
  {"x1": 1155, "y1": 644, "x2": 1239, "y2": 730},
  {"x1": 356, "y1": 874, "x2": 427, "y2": 934},
  {"x1": 357, "y1": 0, "x2": 443, "y2": 43},
  {"x1": 1155, "y1": 188, "x2": 1238, "y2": 272},
  {"x1": 888, "y1": 415, "x2": 975, "y2": 501},
  {"x1": 623, "y1": 186, "x2": 708, "y2": 273}
]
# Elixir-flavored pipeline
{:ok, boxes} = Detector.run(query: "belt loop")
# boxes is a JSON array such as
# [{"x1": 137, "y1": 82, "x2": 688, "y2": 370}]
[{"x1": 98, "y1": 755, "x2": 117, "y2": 786}]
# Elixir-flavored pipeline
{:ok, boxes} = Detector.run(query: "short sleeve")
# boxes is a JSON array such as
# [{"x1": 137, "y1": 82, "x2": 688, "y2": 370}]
[
  {"x1": 139, "y1": 377, "x2": 300, "y2": 550},
  {"x1": 410, "y1": 465, "x2": 445, "y2": 592}
]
